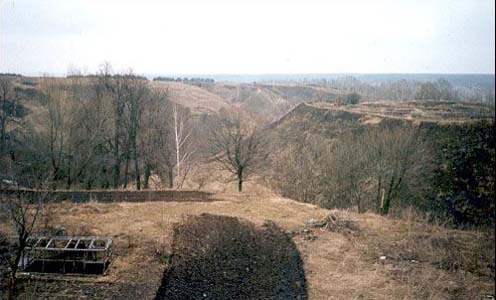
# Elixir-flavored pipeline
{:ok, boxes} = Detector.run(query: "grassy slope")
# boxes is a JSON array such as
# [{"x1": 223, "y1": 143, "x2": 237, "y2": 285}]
[
  {"x1": 4, "y1": 184, "x2": 492, "y2": 300},
  {"x1": 150, "y1": 81, "x2": 231, "y2": 114}
]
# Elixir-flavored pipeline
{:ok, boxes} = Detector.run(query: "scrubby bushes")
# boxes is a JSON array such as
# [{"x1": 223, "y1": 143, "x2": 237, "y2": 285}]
[
  {"x1": 336, "y1": 93, "x2": 361, "y2": 105},
  {"x1": 268, "y1": 125, "x2": 432, "y2": 215},
  {"x1": 155, "y1": 214, "x2": 307, "y2": 300},
  {"x1": 268, "y1": 120, "x2": 495, "y2": 227},
  {"x1": 424, "y1": 121, "x2": 495, "y2": 227}
]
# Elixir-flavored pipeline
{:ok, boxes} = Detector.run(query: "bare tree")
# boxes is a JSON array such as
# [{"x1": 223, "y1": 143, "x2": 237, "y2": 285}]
[
  {"x1": 140, "y1": 88, "x2": 168, "y2": 189},
  {"x1": 364, "y1": 126, "x2": 428, "y2": 215},
  {"x1": 1, "y1": 189, "x2": 45, "y2": 300},
  {"x1": 0, "y1": 78, "x2": 23, "y2": 155},
  {"x1": 172, "y1": 104, "x2": 194, "y2": 189},
  {"x1": 152, "y1": 100, "x2": 195, "y2": 189},
  {"x1": 97, "y1": 63, "x2": 126, "y2": 189},
  {"x1": 40, "y1": 78, "x2": 69, "y2": 188},
  {"x1": 209, "y1": 114, "x2": 266, "y2": 192},
  {"x1": 331, "y1": 133, "x2": 368, "y2": 213},
  {"x1": 1, "y1": 161, "x2": 50, "y2": 300},
  {"x1": 99, "y1": 67, "x2": 150, "y2": 190},
  {"x1": 123, "y1": 75, "x2": 149, "y2": 190},
  {"x1": 158, "y1": 116, "x2": 176, "y2": 188}
]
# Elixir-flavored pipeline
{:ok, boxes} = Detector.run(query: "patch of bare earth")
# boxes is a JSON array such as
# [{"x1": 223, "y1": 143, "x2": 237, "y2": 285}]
[{"x1": 6, "y1": 188, "x2": 494, "y2": 299}]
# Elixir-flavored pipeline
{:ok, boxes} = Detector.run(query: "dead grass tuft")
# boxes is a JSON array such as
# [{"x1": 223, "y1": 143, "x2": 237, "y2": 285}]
[{"x1": 306, "y1": 213, "x2": 360, "y2": 236}]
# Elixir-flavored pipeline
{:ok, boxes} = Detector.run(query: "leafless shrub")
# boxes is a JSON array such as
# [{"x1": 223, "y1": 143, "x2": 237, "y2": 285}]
[{"x1": 0, "y1": 188, "x2": 47, "y2": 300}]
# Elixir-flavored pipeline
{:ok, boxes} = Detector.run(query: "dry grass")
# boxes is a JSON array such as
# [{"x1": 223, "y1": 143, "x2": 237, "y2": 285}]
[
  {"x1": 1, "y1": 185, "x2": 494, "y2": 299},
  {"x1": 312, "y1": 100, "x2": 495, "y2": 124},
  {"x1": 150, "y1": 81, "x2": 231, "y2": 114}
]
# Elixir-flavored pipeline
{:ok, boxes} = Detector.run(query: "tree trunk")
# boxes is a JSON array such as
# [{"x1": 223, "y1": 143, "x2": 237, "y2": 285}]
[
  {"x1": 8, "y1": 268, "x2": 17, "y2": 300},
  {"x1": 113, "y1": 100, "x2": 123, "y2": 189},
  {"x1": 381, "y1": 175, "x2": 397, "y2": 215},
  {"x1": 66, "y1": 164, "x2": 72, "y2": 190},
  {"x1": 8, "y1": 260, "x2": 18, "y2": 300},
  {"x1": 144, "y1": 164, "x2": 151, "y2": 189},
  {"x1": 9, "y1": 238, "x2": 26, "y2": 300},
  {"x1": 123, "y1": 151, "x2": 130, "y2": 188},
  {"x1": 174, "y1": 107, "x2": 181, "y2": 189},
  {"x1": 355, "y1": 191, "x2": 363, "y2": 213},
  {"x1": 237, "y1": 168, "x2": 243, "y2": 192},
  {"x1": 0, "y1": 118, "x2": 6, "y2": 154},
  {"x1": 376, "y1": 175, "x2": 382, "y2": 213},
  {"x1": 113, "y1": 133, "x2": 120, "y2": 189},
  {"x1": 101, "y1": 167, "x2": 109, "y2": 189},
  {"x1": 168, "y1": 169, "x2": 174, "y2": 189},
  {"x1": 86, "y1": 177, "x2": 94, "y2": 190},
  {"x1": 133, "y1": 139, "x2": 141, "y2": 190}
]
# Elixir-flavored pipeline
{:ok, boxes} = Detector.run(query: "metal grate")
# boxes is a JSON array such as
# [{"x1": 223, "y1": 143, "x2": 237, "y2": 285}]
[{"x1": 20, "y1": 236, "x2": 113, "y2": 275}]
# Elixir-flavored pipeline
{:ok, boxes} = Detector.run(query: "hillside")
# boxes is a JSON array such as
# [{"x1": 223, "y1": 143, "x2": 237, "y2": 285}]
[
  {"x1": 311, "y1": 100, "x2": 495, "y2": 123},
  {"x1": 150, "y1": 81, "x2": 231, "y2": 114},
  {"x1": 155, "y1": 81, "x2": 342, "y2": 119},
  {"x1": 1, "y1": 188, "x2": 493, "y2": 300},
  {"x1": 265, "y1": 99, "x2": 494, "y2": 226},
  {"x1": 268, "y1": 100, "x2": 495, "y2": 137},
  {"x1": 201, "y1": 82, "x2": 341, "y2": 117},
  {"x1": 12, "y1": 77, "x2": 342, "y2": 120},
  {"x1": 11, "y1": 76, "x2": 494, "y2": 123}
]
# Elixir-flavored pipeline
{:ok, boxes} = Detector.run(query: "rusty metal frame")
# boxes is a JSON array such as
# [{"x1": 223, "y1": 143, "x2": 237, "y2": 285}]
[{"x1": 20, "y1": 236, "x2": 112, "y2": 275}]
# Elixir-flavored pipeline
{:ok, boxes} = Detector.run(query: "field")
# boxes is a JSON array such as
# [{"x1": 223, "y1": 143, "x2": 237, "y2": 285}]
[{"x1": 4, "y1": 183, "x2": 493, "y2": 300}]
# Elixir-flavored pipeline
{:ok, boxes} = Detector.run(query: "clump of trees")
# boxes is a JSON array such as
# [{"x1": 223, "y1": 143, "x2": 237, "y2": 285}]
[
  {"x1": 1, "y1": 78, "x2": 28, "y2": 155},
  {"x1": 0, "y1": 65, "x2": 198, "y2": 190},
  {"x1": 415, "y1": 79, "x2": 459, "y2": 101},
  {"x1": 336, "y1": 93, "x2": 361, "y2": 105},
  {"x1": 268, "y1": 125, "x2": 432, "y2": 214},
  {"x1": 268, "y1": 119, "x2": 495, "y2": 226},
  {"x1": 425, "y1": 121, "x2": 495, "y2": 226}
]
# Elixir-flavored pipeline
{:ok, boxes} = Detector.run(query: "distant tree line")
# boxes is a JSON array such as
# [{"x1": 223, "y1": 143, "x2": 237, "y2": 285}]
[
  {"x1": 153, "y1": 77, "x2": 215, "y2": 84},
  {"x1": 315, "y1": 77, "x2": 495, "y2": 104},
  {"x1": 0, "y1": 73, "x2": 23, "y2": 78},
  {"x1": 66, "y1": 73, "x2": 148, "y2": 81}
]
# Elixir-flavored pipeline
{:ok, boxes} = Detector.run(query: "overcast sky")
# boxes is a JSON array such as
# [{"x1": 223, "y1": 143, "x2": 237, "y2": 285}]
[{"x1": 0, "y1": 0, "x2": 494, "y2": 75}]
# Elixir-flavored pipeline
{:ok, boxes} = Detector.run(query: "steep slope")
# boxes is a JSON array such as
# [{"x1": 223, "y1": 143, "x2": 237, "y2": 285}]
[
  {"x1": 203, "y1": 83, "x2": 342, "y2": 119},
  {"x1": 268, "y1": 100, "x2": 495, "y2": 137}
]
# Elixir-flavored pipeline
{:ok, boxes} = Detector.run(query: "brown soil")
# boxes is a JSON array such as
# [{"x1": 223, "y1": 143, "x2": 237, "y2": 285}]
[{"x1": 155, "y1": 214, "x2": 307, "y2": 300}]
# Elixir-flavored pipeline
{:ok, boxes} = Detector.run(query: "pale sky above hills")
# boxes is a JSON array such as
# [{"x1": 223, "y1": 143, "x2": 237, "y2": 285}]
[{"x1": 0, "y1": 0, "x2": 494, "y2": 75}]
